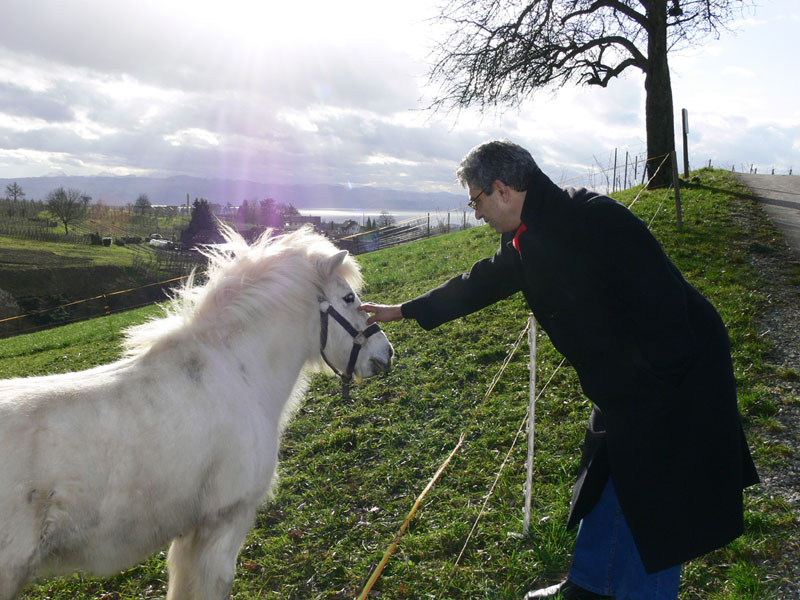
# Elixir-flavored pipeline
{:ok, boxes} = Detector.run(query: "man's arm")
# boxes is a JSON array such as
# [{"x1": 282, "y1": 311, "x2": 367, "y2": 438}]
[
  {"x1": 358, "y1": 303, "x2": 403, "y2": 325},
  {"x1": 359, "y1": 232, "x2": 521, "y2": 330}
]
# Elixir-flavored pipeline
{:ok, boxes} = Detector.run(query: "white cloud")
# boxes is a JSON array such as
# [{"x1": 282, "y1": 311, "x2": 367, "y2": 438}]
[
  {"x1": 277, "y1": 111, "x2": 320, "y2": 134},
  {"x1": 362, "y1": 154, "x2": 419, "y2": 167},
  {"x1": 163, "y1": 128, "x2": 220, "y2": 148},
  {"x1": 721, "y1": 66, "x2": 756, "y2": 78},
  {"x1": 0, "y1": 113, "x2": 50, "y2": 132}
]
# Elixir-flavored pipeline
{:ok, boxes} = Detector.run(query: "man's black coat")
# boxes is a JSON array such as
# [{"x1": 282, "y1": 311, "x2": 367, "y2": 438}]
[{"x1": 402, "y1": 169, "x2": 759, "y2": 573}]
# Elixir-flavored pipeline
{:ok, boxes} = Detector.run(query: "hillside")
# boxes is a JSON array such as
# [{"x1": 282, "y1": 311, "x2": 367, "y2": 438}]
[
  {"x1": 0, "y1": 237, "x2": 171, "y2": 338},
  {"x1": 1, "y1": 169, "x2": 797, "y2": 599}
]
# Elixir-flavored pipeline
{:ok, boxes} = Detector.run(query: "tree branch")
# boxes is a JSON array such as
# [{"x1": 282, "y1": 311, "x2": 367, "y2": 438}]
[
  {"x1": 561, "y1": 35, "x2": 648, "y2": 71},
  {"x1": 563, "y1": 0, "x2": 648, "y2": 29},
  {"x1": 582, "y1": 57, "x2": 641, "y2": 86}
]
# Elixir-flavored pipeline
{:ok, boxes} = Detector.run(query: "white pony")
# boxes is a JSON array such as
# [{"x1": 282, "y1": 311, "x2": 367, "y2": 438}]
[{"x1": 0, "y1": 226, "x2": 393, "y2": 600}]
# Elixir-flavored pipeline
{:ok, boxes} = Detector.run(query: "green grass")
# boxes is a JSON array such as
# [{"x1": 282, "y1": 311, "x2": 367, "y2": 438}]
[
  {"x1": 2, "y1": 169, "x2": 796, "y2": 599},
  {"x1": 0, "y1": 306, "x2": 163, "y2": 378},
  {"x1": 0, "y1": 234, "x2": 143, "y2": 270}
]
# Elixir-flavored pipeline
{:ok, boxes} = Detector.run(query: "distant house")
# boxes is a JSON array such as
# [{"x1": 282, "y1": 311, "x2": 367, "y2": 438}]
[
  {"x1": 283, "y1": 215, "x2": 322, "y2": 232},
  {"x1": 340, "y1": 220, "x2": 360, "y2": 236}
]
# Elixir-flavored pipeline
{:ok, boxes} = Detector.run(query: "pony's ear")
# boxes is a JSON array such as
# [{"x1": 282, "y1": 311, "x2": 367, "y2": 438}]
[{"x1": 325, "y1": 250, "x2": 349, "y2": 276}]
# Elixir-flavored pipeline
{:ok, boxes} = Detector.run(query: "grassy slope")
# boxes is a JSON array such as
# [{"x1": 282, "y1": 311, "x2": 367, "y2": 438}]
[
  {"x1": 0, "y1": 235, "x2": 140, "y2": 270},
  {"x1": 2, "y1": 169, "x2": 796, "y2": 599}
]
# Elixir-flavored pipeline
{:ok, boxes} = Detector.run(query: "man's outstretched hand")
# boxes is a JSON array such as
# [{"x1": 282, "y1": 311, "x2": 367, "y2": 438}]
[{"x1": 358, "y1": 303, "x2": 404, "y2": 325}]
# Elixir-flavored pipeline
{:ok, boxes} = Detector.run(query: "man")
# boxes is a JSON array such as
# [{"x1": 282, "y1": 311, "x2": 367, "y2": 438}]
[{"x1": 359, "y1": 140, "x2": 759, "y2": 599}]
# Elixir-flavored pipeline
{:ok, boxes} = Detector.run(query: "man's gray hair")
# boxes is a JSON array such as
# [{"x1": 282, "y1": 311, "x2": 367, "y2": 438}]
[{"x1": 456, "y1": 139, "x2": 539, "y2": 194}]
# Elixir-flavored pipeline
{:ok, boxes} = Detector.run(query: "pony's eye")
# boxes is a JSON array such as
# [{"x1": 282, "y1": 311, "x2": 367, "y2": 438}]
[{"x1": 343, "y1": 293, "x2": 355, "y2": 304}]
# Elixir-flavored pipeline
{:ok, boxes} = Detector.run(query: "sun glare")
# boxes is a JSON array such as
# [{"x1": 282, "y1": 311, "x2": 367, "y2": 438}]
[
  {"x1": 159, "y1": 0, "x2": 376, "y2": 47},
  {"x1": 147, "y1": 0, "x2": 428, "y2": 55}
]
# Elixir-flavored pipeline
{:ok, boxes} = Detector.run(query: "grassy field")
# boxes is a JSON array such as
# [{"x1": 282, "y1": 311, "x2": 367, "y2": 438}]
[
  {"x1": 0, "y1": 234, "x2": 142, "y2": 270},
  {"x1": 1, "y1": 169, "x2": 797, "y2": 599}
]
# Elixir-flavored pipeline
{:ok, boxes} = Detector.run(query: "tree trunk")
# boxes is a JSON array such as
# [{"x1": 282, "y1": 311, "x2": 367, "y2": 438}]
[{"x1": 644, "y1": 0, "x2": 676, "y2": 189}]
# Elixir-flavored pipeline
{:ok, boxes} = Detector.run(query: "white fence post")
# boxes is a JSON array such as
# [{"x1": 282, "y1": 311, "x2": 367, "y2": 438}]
[
  {"x1": 671, "y1": 151, "x2": 683, "y2": 230},
  {"x1": 523, "y1": 315, "x2": 538, "y2": 537}
]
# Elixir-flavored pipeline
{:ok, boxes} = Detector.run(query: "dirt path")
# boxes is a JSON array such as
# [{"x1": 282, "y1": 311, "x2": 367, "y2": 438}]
[
  {"x1": 734, "y1": 173, "x2": 800, "y2": 258},
  {"x1": 733, "y1": 174, "x2": 800, "y2": 598}
]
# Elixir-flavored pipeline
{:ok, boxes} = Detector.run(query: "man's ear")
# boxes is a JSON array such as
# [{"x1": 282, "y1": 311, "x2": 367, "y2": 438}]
[{"x1": 493, "y1": 179, "x2": 510, "y2": 201}]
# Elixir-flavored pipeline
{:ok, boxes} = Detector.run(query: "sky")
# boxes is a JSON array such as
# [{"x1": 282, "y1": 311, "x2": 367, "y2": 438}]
[{"x1": 0, "y1": 0, "x2": 796, "y2": 197}]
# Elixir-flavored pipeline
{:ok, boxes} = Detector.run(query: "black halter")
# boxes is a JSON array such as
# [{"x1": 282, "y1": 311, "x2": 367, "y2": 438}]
[{"x1": 319, "y1": 300, "x2": 382, "y2": 394}]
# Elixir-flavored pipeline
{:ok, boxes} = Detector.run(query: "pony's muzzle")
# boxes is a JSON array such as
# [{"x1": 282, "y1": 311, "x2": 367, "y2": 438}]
[{"x1": 370, "y1": 345, "x2": 394, "y2": 374}]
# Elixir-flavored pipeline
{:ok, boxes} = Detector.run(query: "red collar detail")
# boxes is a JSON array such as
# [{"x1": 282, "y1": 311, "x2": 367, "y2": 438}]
[{"x1": 512, "y1": 223, "x2": 527, "y2": 252}]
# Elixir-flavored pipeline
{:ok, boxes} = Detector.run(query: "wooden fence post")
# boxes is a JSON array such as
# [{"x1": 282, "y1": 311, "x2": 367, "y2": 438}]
[
  {"x1": 624, "y1": 151, "x2": 629, "y2": 190},
  {"x1": 681, "y1": 108, "x2": 690, "y2": 178}
]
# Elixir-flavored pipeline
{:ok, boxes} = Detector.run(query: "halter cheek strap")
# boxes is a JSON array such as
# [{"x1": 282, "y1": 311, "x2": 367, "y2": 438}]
[{"x1": 319, "y1": 301, "x2": 383, "y2": 384}]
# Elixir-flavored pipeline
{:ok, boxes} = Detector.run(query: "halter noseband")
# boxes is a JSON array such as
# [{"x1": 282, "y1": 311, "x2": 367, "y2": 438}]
[{"x1": 319, "y1": 300, "x2": 383, "y2": 390}]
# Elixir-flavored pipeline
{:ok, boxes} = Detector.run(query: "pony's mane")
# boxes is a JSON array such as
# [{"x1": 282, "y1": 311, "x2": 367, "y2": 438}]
[{"x1": 123, "y1": 225, "x2": 362, "y2": 357}]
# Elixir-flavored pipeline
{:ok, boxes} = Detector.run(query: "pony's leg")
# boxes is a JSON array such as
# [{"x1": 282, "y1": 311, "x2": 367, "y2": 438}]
[
  {"x1": 0, "y1": 567, "x2": 29, "y2": 600},
  {"x1": 0, "y1": 509, "x2": 40, "y2": 600},
  {"x1": 0, "y1": 543, "x2": 36, "y2": 600},
  {"x1": 166, "y1": 504, "x2": 256, "y2": 600}
]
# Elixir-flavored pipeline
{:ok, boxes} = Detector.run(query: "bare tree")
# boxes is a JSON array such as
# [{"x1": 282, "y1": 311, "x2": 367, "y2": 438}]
[
  {"x1": 135, "y1": 193, "x2": 152, "y2": 216},
  {"x1": 47, "y1": 187, "x2": 90, "y2": 235},
  {"x1": 378, "y1": 210, "x2": 396, "y2": 227},
  {"x1": 3, "y1": 182, "x2": 26, "y2": 218},
  {"x1": 429, "y1": 0, "x2": 751, "y2": 187},
  {"x1": 5, "y1": 182, "x2": 25, "y2": 202}
]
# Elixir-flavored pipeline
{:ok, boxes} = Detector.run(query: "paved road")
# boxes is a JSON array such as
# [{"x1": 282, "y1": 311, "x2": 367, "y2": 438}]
[{"x1": 734, "y1": 173, "x2": 800, "y2": 258}]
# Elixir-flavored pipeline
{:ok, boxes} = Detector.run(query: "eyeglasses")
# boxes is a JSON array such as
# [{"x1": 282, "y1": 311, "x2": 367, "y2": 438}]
[{"x1": 467, "y1": 188, "x2": 487, "y2": 210}]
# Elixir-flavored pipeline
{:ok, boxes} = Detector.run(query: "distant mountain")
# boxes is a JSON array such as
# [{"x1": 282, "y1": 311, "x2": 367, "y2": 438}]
[{"x1": 0, "y1": 175, "x2": 465, "y2": 212}]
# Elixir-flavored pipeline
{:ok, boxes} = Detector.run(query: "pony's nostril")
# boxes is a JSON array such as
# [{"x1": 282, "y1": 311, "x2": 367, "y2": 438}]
[{"x1": 370, "y1": 357, "x2": 392, "y2": 373}]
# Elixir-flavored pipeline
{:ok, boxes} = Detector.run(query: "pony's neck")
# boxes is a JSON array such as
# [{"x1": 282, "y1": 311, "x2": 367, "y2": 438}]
[{"x1": 224, "y1": 309, "x2": 318, "y2": 403}]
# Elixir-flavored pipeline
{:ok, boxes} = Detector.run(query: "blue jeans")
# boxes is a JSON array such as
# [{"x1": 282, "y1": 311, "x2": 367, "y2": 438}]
[{"x1": 568, "y1": 479, "x2": 682, "y2": 600}]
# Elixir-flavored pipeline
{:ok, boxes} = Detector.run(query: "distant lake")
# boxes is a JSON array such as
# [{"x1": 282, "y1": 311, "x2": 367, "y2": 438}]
[{"x1": 300, "y1": 207, "x2": 480, "y2": 227}]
